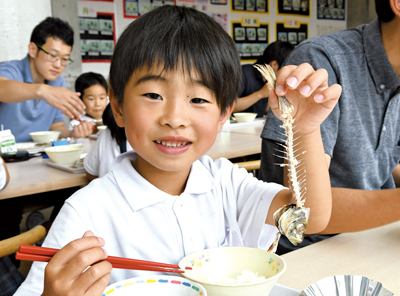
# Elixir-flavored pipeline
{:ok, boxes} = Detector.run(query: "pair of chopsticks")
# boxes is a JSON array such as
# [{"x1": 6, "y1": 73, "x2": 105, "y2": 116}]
[{"x1": 16, "y1": 245, "x2": 191, "y2": 274}]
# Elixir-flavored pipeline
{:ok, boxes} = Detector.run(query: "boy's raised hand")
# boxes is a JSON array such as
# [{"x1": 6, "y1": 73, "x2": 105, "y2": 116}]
[
  {"x1": 42, "y1": 231, "x2": 112, "y2": 296},
  {"x1": 269, "y1": 63, "x2": 342, "y2": 135}
]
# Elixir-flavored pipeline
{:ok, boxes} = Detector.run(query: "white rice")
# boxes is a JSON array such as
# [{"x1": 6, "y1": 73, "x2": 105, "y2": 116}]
[{"x1": 204, "y1": 270, "x2": 266, "y2": 284}]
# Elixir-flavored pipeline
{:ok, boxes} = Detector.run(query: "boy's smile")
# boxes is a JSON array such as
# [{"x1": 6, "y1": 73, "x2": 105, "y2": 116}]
[{"x1": 111, "y1": 65, "x2": 233, "y2": 194}]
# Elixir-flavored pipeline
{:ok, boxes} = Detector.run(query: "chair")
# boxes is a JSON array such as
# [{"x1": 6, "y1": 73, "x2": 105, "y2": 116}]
[
  {"x1": 0, "y1": 225, "x2": 46, "y2": 258},
  {"x1": 234, "y1": 159, "x2": 261, "y2": 171},
  {"x1": 234, "y1": 159, "x2": 261, "y2": 178}
]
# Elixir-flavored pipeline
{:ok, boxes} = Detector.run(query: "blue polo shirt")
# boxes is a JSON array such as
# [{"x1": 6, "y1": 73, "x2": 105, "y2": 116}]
[{"x1": 0, "y1": 55, "x2": 65, "y2": 142}]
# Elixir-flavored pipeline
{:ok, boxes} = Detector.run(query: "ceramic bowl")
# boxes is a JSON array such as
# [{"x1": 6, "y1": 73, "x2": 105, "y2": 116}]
[
  {"x1": 45, "y1": 145, "x2": 84, "y2": 165},
  {"x1": 29, "y1": 131, "x2": 61, "y2": 143},
  {"x1": 97, "y1": 125, "x2": 107, "y2": 133},
  {"x1": 179, "y1": 247, "x2": 286, "y2": 296},
  {"x1": 233, "y1": 113, "x2": 257, "y2": 123},
  {"x1": 101, "y1": 275, "x2": 207, "y2": 296}
]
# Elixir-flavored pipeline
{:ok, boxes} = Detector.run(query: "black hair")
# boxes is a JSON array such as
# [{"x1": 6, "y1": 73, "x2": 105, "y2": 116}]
[
  {"x1": 30, "y1": 17, "x2": 74, "y2": 47},
  {"x1": 375, "y1": 0, "x2": 395, "y2": 22},
  {"x1": 109, "y1": 5, "x2": 241, "y2": 114},
  {"x1": 255, "y1": 41, "x2": 294, "y2": 68},
  {"x1": 102, "y1": 104, "x2": 126, "y2": 146},
  {"x1": 75, "y1": 72, "x2": 108, "y2": 100}
]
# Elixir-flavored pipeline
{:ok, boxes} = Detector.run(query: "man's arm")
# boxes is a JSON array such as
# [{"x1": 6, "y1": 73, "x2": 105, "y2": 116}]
[
  {"x1": 321, "y1": 186, "x2": 400, "y2": 234},
  {"x1": 320, "y1": 155, "x2": 400, "y2": 234},
  {"x1": 0, "y1": 78, "x2": 85, "y2": 119},
  {"x1": 233, "y1": 82, "x2": 270, "y2": 113}
]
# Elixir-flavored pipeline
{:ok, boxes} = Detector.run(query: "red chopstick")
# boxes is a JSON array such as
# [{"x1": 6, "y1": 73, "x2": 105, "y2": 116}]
[{"x1": 17, "y1": 245, "x2": 192, "y2": 273}]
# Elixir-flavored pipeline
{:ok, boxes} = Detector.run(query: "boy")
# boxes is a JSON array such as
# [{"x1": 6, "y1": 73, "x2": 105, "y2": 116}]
[
  {"x1": 69, "y1": 72, "x2": 109, "y2": 132},
  {"x1": 15, "y1": 6, "x2": 341, "y2": 296},
  {"x1": 0, "y1": 17, "x2": 93, "y2": 142}
]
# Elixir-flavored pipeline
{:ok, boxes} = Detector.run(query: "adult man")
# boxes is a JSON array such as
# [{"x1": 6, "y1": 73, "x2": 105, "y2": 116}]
[
  {"x1": 0, "y1": 17, "x2": 92, "y2": 142},
  {"x1": 259, "y1": 0, "x2": 400, "y2": 254}
]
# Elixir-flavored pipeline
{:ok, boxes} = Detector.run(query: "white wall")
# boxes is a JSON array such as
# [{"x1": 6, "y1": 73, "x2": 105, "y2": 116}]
[{"x1": 0, "y1": 0, "x2": 52, "y2": 62}]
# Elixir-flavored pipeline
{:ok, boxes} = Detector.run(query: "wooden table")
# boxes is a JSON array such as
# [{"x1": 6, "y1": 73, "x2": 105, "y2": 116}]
[
  {"x1": 278, "y1": 221, "x2": 400, "y2": 294},
  {"x1": 0, "y1": 123, "x2": 264, "y2": 200}
]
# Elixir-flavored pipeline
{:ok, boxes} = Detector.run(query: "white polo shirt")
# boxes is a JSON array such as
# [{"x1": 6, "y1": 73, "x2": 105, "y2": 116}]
[
  {"x1": 84, "y1": 128, "x2": 133, "y2": 177},
  {"x1": 0, "y1": 158, "x2": 6, "y2": 190},
  {"x1": 16, "y1": 152, "x2": 283, "y2": 295}
]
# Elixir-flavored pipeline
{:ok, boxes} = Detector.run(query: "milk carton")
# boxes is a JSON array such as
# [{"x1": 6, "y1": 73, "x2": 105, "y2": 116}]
[{"x1": 0, "y1": 129, "x2": 17, "y2": 154}]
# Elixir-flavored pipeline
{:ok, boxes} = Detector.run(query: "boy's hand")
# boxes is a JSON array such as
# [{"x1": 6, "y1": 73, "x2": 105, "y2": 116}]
[
  {"x1": 70, "y1": 121, "x2": 94, "y2": 138},
  {"x1": 269, "y1": 63, "x2": 342, "y2": 135},
  {"x1": 42, "y1": 231, "x2": 112, "y2": 296}
]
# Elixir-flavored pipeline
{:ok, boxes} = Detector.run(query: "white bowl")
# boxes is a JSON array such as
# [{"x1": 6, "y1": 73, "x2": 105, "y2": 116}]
[
  {"x1": 30, "y1": 131, "x2": 61, "y2": 143},
  {"x1": 97, "y1": 125, "x2": 107, "y2": 133},
  {"x1": 233, "y1": 113, "x2": 257, "y2": 123},
  {"x1": 179, "y1": 247, "x2": 286, "y2": 296},
  {"x1": 102, "y1": 275, "x2": 207, "y2": 296},
  {"x1": 45, "y1": 145, "x2": 84, "y2": 165}
]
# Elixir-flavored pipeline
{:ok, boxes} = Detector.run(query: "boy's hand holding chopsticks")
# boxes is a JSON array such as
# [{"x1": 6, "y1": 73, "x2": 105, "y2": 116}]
[
  {"x1": 37, "y1": 230, "x2": 111, "y2": 296},
  {"x1": 17, "y1": 230, "x2": 192, "y2": 296}
]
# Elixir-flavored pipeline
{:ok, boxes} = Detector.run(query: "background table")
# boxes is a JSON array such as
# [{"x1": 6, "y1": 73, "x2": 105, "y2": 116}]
[
  {"x1": 1, "y1": 122, "x2": 264, "y2": 200},
  {"x1": 278, "y1": 221, "x2": 400, "y2": 294}
]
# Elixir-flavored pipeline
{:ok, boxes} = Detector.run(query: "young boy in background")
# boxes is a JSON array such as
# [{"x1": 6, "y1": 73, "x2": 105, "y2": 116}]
[
  {"x1": 15, "y1": 5, "x2": 341, "y2": 296},
  {"x1": 69, "y1": 72, "x2": 108, "y2": 133}
]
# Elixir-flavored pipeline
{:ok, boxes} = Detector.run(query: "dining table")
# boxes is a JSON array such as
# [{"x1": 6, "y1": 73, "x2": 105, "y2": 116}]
[
  {"x1": 277, "y1": 220, "x2": 400, "y2": 294},
  {"x1": 0, "y1": 119, "x2": 265, "y2": 200}
]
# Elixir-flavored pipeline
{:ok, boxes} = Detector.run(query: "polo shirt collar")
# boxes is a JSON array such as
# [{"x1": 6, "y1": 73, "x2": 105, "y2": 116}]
[
  {"x1": 112, "y1": 151, "x2": 215, "y2": 212},
  {"x1": 363, "y1": 19, "x2": 400, "y2": 94},
  {"x1": 22, "y1": 54, "x2": 34, "y2": 84}
]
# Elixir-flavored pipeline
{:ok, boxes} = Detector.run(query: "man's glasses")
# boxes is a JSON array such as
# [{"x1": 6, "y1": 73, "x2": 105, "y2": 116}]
[{"x1": 35, "y1": 43, "x2": 73, "y2": 66}]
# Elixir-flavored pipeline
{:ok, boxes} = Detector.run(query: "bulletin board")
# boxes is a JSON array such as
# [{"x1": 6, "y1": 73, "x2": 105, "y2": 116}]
[
  {"x1": 232, "y1": 17, "x2": 269, "y2": 61},
  {"x1": 79, "y1": 12, "x2": 116, "y2": 63},
  {"x1": 77, "y1": 0, "x2": 347, "y2": 76},
  {"x1": 317, "y1": 0, "x2": 345, "y2": 20}
]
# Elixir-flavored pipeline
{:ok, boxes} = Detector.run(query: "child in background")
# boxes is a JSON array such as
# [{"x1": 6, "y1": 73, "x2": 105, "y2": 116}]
[
  {"x1": 69, "y1": 72, "x2": 108, "y2": 133},
  {"x1": 84, "y1": 104, "x2": 133, "y2": 181},
  {"x1": 15, "y1": 6, "x2": 341, "y2": 296}
]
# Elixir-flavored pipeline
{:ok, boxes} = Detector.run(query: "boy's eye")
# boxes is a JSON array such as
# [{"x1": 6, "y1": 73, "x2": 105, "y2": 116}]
[
  {"x1": 191, "y1": 98, "x2": 208, "y2": 104},
  {"x1": 144, "y1": 93, "x2": 162, "y2": 100}
]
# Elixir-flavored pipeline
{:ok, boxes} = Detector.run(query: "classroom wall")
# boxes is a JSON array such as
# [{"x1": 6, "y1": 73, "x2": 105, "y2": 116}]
[
  {"x1": 0, "y1": 0, "x2": 52, "y2": 61},
  {"x1": 0, "y1": 0, "x2": 375, "y2": 89}
]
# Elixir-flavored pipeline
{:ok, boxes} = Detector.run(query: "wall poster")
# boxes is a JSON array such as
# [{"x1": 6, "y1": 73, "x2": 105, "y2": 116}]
[
  {"x1": 232, "y1": 17, "x2": 269, "y2": 62},
  {"x1": 124, "y1": 0, "x2": 176, "y2": 18},
  {"x1": 276, "y1": 20, "x2": 308, "y2": 46},
  {"x1": 277, "y1": 0, "x2": 310, "y2": 17},
  {"x1": 317, "y1": 0, "x2": 345, "y2": 20},
  {"x1": 79, "y1": 13, "x2": 116, "y2": 63},
  {"x1": 232, "y1": 0, "x2": 269, "y2": 14}
]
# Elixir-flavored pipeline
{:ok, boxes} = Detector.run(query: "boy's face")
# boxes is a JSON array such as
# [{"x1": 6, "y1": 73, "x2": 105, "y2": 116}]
[
  {"x1": 82, "y1": 84, "x2": 108, "y2": 120},
  {"x1": 111, "y1": 65, "x2": 232, "y2": 179},
  {"x1": 28, "y1": 37, "x2": 72, "y2": 83}
]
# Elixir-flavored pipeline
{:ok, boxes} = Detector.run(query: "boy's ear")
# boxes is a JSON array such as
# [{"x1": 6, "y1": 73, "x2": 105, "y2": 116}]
[
  {"x1": 217, "y1": 103, "x2": 234, "y2": 131},
  {"x1": 109, "y1": 88, "x2": 125, "y2": 128},
  {"x1": 390, "y1": 0, "x2": 400, "y2": 17},
  {"x1": 28, "y1": 42, "x2": 38, "y2": 59}
]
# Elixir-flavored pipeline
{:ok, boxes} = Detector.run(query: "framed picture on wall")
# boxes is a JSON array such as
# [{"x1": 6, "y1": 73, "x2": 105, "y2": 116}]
[
  {"x1": 276, "y1": 20, "x2": 308, "y2": 46},
  {"x1": 276, "y1": 0, "x2": 310, "y2": 17},
  {"x1": 124, "y1": 0, "x2": 176, "y2": 19},
  {"x1": 232, "y1": 0, "x2": 269, "y2": 14},
  {"x1": 232, "y1": 17, "x2": 269, "y2": 62},
  {"x1": 317, "y1": 0, "x2": 345, "y2": 20},
  {"x1": 79, "y1": 12, "x2": 116, "y2": 63}
]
